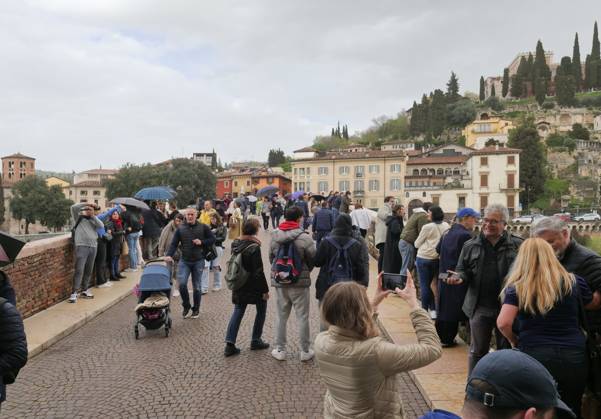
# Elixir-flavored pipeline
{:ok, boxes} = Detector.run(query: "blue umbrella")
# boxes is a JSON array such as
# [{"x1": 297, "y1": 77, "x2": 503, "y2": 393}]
[
  {"x1": 291, "y1": 191, "x2": 305, "y2": 200},
  {"x1": 256, "y1": 185, "x2": 279, "y2": 198},
  {"x1": 134, "y1": 186, "x2": 175, "y2": 201}
]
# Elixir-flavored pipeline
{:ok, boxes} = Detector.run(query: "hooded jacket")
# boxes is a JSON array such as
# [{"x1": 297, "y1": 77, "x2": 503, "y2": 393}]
[
  {"x1": 375, "y1": 203, "x2": 392, "y2": 246},
  {"x1": 269, "y1": 221, "x2": 316, "y2": 288},
  {"x1": 231, "y1": 237, "x2": 269, "y2": 305},
  {"x1": 314, "y1": 214, "x2": 369, "y2": 300},
  {"x1": 0, "y1": 282, "x2": 27, "y2": 404},
  {"x1": 158, "y1": 220, "x2": 180, "y2": 258}
]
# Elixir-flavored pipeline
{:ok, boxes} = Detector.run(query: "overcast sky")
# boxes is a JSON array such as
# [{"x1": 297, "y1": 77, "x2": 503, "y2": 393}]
[{"x1": 0, "y1": 1, "x2": 598, "y2": 172}]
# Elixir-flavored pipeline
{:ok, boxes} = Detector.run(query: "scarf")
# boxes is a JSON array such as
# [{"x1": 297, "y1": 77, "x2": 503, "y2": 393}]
[
  {"x1": 112, "y1": 217, "x2": 123, "y2": 230},
  {"x1": 279, "y1": 220, "x2": 300, "y2": 231}
]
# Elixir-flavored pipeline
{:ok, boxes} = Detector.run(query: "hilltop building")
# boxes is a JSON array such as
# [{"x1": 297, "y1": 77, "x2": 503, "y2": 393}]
[{"x1": 461, "y1": 113, "x2": 515, "y2": 149}]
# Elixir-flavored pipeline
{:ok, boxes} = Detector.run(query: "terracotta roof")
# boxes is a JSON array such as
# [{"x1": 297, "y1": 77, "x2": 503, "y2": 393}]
[
  {"x1": 294, "y1": 150, "x2": 406, "y2": 161},
  {"x1": 407, "y1": 155, "x2": 469, "y2": 165},
  {"x1": 293, "y1": 147, "x2": 317, "y2": 153},
  {"x1": 80, "y1": 169, "x2": 117, "y2": 175},
  {"x1": 1, "y1": 152, "x2": 35, "y2": 160},
  {"x1": 470, "y1": 146, "x2": 521, "y2": 155},
  {"x1": 252, "y1": 173, "x2": 291, "y2": 181},
  {"x1": 72, "y1": 180, "x2": 104, "y2": 187}
]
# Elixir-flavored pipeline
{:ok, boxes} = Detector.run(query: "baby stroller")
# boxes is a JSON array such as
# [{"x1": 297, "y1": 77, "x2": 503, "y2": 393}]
[{"x1": 134, "y1": 260, "x2": 172, "y2": 339}]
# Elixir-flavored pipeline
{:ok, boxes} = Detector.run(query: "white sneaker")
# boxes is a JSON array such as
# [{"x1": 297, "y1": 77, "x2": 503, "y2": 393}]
[
  {"x1": 98, "y1": 282, "x2": 112, "y2": 288},
  {"x1": 429, "y1": 309, "x2": 437, "y2": 320},
  {"x1": 300, "y1": 349, "x2": 315, "y2": 362},
  {"x1": 68, "y1": 293, "x2": 77, "y2": 303},
  {"x1": 124, "y1": 268, "x2": 137, "y2": 272},
  {"x1": 212, "y1": 287, "x2": 221, "y2": 292},
  {"x1": 271, "y1": 348, "x2": 286, "y2": 361},
  {"x1": 81, "y1": 289, "x2": 94, "y2": 299},
  {"x1": 173, "y1": 289, "x2": 180, "y2": 297}
]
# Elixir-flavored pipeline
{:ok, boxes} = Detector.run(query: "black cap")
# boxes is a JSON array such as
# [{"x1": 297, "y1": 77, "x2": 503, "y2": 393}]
[{"x1": 465, "y1": 350, "x2": 574, "y2": 417}]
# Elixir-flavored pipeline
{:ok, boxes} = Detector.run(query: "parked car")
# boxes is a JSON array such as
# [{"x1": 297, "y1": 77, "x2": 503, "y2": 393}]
[
  {"x1": 511, "y1": 214, "x2": 544, "y2": 224},
  {"x1": 553, "y1": 213, "x2": 572, "y2": 222},
  {"x1": 574, "y1": 213, "x2": 601, "y2": 222}
]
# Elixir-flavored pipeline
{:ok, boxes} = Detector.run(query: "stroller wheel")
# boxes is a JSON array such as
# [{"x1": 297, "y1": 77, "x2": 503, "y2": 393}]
[
  {"x1": 164, "y1": 326, "x2": 170, "y2": 337},
  {"x1": 134, "y1": 325, "x2": 139, "y2": 340}
]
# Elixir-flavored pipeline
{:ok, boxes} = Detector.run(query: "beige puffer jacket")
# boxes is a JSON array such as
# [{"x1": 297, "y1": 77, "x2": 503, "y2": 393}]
[{"x1": 314, "y1": 308, "x2": 442, "y2": 418}]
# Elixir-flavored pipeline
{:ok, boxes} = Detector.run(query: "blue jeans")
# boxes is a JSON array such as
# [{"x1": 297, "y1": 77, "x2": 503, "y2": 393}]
[
  {"x1": 225, "y1": 300, "x2": 267, "y2": 345},
  {"x1": 126, "y1": 232, "x2": 140, "y2": 269},
  {"x1": 416, "y1": 257, "x2": 438, "y2": 311},
  {"x1": 177, "y1": 260, "x2": 204, "y2": 311},
  {"x1": 110, "y1": 255, "x2": 120, "y2": 278},
  {"x1": 398, "y1": 239, "x2": 416, "y2": 276},
  {"x1": 201, "y1": 247, "x2": 223, "y2": 292}
]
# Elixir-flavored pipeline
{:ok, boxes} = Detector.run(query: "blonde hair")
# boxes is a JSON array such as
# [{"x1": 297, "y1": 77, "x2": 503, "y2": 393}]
[
  {"x1": 502, "y1": 238, "x2": 574, "y2": 315},
  {"x1": 321, "y1": 282, "x2": 379, "y2": 339}
]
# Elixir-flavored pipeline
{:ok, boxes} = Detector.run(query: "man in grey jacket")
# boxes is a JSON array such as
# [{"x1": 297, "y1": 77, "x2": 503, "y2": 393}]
[
  {"x1": 375, "y1": 196, "x2": 394, "y2": 273},
  {"x1": 269, "y1": 206, "x2": 316, "y2": 362}
]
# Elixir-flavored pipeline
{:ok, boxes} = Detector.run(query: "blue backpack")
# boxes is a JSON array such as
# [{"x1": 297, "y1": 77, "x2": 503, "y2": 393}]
[
  {"x1": 325, "y1": 236, "x2": 357, "y2": 286},
  {"x1": 272, "y1": 233, "x2": 304, "y2": 284}
]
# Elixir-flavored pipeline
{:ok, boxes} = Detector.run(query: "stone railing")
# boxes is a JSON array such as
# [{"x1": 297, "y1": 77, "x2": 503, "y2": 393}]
[{"x1": 0, "y1": 234, "x2": 129, "y2": 319}]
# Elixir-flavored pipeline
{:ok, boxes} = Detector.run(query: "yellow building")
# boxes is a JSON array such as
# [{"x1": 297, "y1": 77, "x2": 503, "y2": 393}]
[
  {"x1": 231, "y1": 172, "x2": 253, "y2": 197},
  {"x1": 291, "y1": 148, "x2": 407, "y2": 209},
  {"x1": 462, "y1": 113, "x2": 515, "y2": 149}
]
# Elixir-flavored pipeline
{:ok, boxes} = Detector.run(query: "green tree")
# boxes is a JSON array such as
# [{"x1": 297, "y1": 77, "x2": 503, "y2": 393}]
[
  {"x1": 593, "y1": 21, "x2": 600, "y2": 61},
  {"x1": 446, "y1": 99, "x2": 476, "y2": 127},
  {"x1": 534, "y1": 40, "x2": 552, "y2": 84},
  {"x1": 446, "y1": 72, "x2": 460, "y2": 102},
  {"x1": 572, "y1": 33, "x2": 583, "y2": 91},
  {"x1": 479, "y1": 76, "x2": 485, "y2": 101},
  {"x1": 9, "y1": 176, "x2": 50, "y2": 234},
  {"x1": 568, "y1": 123, "x2": 590, "y2": 141},
  {"x1": 39, "y1": 185, "x2": 73, "y2": 231},
  {"x1": 510, "y1": 74, "x2": 523, "y2": 97},
  {"x1": 502, "y1": 68, "x2": 510, "y2": 97},
  {"x1": 508, "y1": 118, "x2": 546, "y2": 208},
  {"x1": 555, "y1": 56, "x2": 576, "y2": 107},
  {"x1": 526, "y1": 53, "x2": 535, "y2": 83},
  {"x1": 331, "y1": 128, "x2": 335, "y2": 137},
  {"x1": 164, "y1": 159, "x2": 216, "y2": 206},
  {"x1": 429, "y1": 89, "x2": 447, "y2": 138},
  {"x1": 104, "y1": 164, "x2": 162, "y2": 200},
  {"x1": 534, "y1": 75, "x2": 546, "y2": 106},
  {"x1": 544, "y1": 178, "x2": 569, "y2": 201},
  {"x1": 409, "y1": 101, "x2": 421, "y2": 136},
  {"x1": 312, "y1": 135, "x2": 347, "y2": 152},
  {"x1": 484, "y1": 96, "x2": 504, "y2": 111},
  {"x1": 268, "y1": 149, "x2": 287, "y2": 167}
]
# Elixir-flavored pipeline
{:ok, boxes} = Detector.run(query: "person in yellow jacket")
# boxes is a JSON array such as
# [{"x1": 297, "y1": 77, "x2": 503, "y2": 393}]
[{"x1": 199, "y1": 200, "x2": 217, "y2": 226}]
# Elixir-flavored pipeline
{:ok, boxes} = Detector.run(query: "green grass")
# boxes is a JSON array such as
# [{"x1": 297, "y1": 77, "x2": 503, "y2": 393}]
[
  {"x1": 575, "y1": 91, "x2": 601, "y2": 99},
  {"x1": 588, "y1": 236, "x2": 601, "y2": 254}
]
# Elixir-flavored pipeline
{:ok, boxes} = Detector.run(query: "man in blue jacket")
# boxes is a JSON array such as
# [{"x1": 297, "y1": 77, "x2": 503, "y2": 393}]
[
  {"x1": 165, "y1": 209, "x2": 216, "y2": 319},
  {"x1": 312, "y1": 201, "x2": 335, "y2": 246}
]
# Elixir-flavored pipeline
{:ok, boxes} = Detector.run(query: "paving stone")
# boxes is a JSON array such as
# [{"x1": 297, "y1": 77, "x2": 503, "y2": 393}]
[{"x1": 2, "y1": 229, "x2": 430, "y2": 418}]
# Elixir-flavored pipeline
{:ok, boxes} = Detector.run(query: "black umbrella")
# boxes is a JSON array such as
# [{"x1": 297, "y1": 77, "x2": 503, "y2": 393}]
[
  {"x1": 0, "y1": 231, "x2": 26, "y2": 267},
  {"x1": 311, "y1": 195, "x2": 326, "y2": 202},
  {"x1": 109, "y1": 197, "x2": 150, "y2": 210}
]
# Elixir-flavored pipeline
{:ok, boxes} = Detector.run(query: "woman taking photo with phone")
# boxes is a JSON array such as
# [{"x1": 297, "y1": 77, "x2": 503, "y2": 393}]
[{"x1": 314, "y1": 272, "x2": 442, "y2": 418}]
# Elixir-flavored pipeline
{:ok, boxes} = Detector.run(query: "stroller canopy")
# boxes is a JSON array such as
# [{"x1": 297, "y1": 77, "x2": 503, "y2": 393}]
[{"x1": 138, "y1": 265, "x2": 172, "y2": 291}]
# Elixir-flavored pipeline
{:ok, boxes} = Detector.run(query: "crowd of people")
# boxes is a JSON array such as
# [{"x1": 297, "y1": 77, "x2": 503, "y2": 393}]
[{"x1": 2, "y1": 189, "x2": 598, "y2": 418}]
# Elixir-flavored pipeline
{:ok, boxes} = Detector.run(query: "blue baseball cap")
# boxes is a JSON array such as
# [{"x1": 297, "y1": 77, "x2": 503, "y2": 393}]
[
  {"x1": 456, "y1": 208, "x2": 480, "y2": 219},
  {"x1": 466, "y1": 350, "x2": 574, "y2": 417}
]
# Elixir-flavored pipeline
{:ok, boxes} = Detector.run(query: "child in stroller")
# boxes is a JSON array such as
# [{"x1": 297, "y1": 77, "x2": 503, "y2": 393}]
[{"x1": 134, "y1": 260, "x2": 172, "y2": 339}]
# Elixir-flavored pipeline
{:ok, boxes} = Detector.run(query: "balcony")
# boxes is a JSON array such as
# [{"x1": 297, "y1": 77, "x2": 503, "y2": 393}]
[
  {"x1": 353, "y1": 190, "x2": 365, "y2": 197},
  {"x1": 355, "y1": 172, "x2": 364, "y2": 178},
  {"x1": 499, "y1": 184, "x2": 522, "y2": 192}
]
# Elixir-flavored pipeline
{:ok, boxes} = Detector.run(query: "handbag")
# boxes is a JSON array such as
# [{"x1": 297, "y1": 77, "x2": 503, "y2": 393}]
[
  {"x1": 205, "y1": 244, "x2": 218, "y2": 261},
  {"x1": 122, "y1": 238, "x2": 129, "y2": 255},
  {"x1": 577, "y1": 287, "x2": 601, "y2": 399}
]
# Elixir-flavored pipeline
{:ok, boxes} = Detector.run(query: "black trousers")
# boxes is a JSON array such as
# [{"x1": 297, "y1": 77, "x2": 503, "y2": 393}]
[
  {"x1": 95, "y1": 240, "x2": 108, "y2": 285},
  {"x1": 436, "y1": 320, "x2": 460, "y2": 345},
  {"x1": 376, "y1": 243, "x2": 385, "y2": 274},
  {"x1": 261, "y1": 214, "x2": 270, "y2": 230}
]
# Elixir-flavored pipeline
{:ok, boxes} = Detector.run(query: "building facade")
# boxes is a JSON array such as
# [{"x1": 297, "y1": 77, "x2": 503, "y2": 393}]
[
  {"x1": 462, "y1": 113, "x2": 515, "y2": 149},
  {"x1": 69, "y1": 169, "x2": 117, "y2": 209},
  {"x1": 1, "y1": 153, "x2": 36, "y2": 187},
  {"x1": 404, "y1": 145, "x2": 521, "y2": 215},
  {"x1": 192, "y1": 152, "x2": 216, "y2": 167},
  {"x1": 291, "y1": 149, "x2": 408, "y2": 209}
]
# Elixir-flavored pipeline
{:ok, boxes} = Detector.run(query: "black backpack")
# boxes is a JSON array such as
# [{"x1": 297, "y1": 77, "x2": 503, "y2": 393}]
[{"x1": 325, "y1": 237, "x2": 357, "y2": 286}]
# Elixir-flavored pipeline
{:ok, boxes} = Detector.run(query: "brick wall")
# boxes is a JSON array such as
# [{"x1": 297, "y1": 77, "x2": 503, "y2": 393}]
[{"x1": 0, "y1": 234, "x2": 129, "y2": 319}]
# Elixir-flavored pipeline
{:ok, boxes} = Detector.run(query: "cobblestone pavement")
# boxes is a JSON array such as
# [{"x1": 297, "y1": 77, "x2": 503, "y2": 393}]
[{"x1": 3, "y1": 229, "x2": 430, "y2": 418}]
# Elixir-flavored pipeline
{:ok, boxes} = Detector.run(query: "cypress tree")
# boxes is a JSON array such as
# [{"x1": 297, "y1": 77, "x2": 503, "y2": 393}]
[
  {"x1": 572, "y1": 33, "x2": 583, "y2": 91},
  {"x1": 585, "y1": 54, "x2": 592, "y2": 89},
  {"x1": 336, "y1": 121, "x2": 341, "y2": 137},
  {"x1": 491, "y1": 84, "x2": 496, "y2": 97},
  {"x1": 479, "y1": 76, "x2": 485, "y2": 101},
  {"x1": 516, "y1": 56, "x2": 529, "y2": 96},
  {"x1": 410, "y1": 101, "x2": 421, "y2": 136},
  {"x1": 593, "y1": 21, "x2": 600, "y2": 60},
  {"x1": 555, "y1": 57, "x2": 576, "y2": 107},
  {"x1": 534, "y1": 75, "x2": 546, "y2": 106},
  {"x1": 420, "y1": 94, "x2": 430, "y2": 134},
  {"x1": 331, "y1": 127, "x2": 335, "y2": 137},
  {"x1": 510, "y1": 74, "x2": 523, "y2": 98},
  {"x1": 446, "y1": 72, "x2": 460, "y2": 102},
  {"x1": 429, "y1": 89, "x2": 447, "y2": 138},
  {"x1": 526, "y1": 53, "x2": 535, "y2": 83},
  {"x1": 502, "y1": 68, "x2": 510, "y2": 97}
]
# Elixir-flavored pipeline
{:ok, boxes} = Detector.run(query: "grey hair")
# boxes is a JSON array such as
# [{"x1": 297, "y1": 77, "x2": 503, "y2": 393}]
[
  {"x1": 530, "y1": 216, "x2": 569, "y2": 237},
  {"x1": 483, "y1": 204, "x2": 509, "y2": 223}
]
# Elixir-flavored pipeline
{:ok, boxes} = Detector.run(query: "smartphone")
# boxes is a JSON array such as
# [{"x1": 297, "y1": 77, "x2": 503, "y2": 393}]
[
  {"x1": 447, "y1": 270, "x2": 459, "y2": 276},
  {"x1": 382, "y1": 273, "x2": 406, "y2": 291}
]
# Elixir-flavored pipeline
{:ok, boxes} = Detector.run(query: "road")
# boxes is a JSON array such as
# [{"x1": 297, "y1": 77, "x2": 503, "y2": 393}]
[{"x1": 2, "y1": 229, "x2": 429, "y2": 418}]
